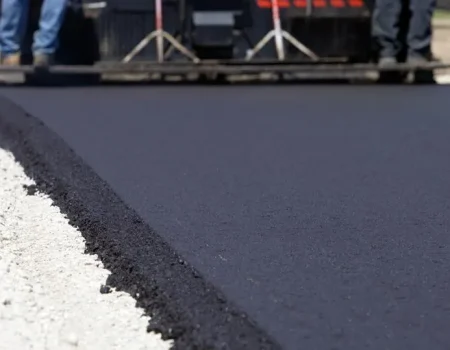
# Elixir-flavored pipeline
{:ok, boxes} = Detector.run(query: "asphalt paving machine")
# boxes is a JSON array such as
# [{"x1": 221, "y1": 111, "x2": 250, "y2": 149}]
[{"x1": 5, "y1": 0, "x2": 448, "y2": 82}]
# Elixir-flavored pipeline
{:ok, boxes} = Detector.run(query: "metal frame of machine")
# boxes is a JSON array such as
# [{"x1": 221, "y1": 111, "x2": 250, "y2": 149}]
[
  {"x1": 1, "y1": 0, "x2": 447, "y2": 82},
  {"x1": 1, "y1": 60, "x2": 447, "y2": 76}
]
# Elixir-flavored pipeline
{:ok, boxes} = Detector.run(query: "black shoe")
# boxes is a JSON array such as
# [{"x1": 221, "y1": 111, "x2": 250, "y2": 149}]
[
  {"x1": 407, "y1": 56, "x2": 435, "y2": 84},
  {"x1": 377, "y1": 57, "x2": 406, "y2": 83},
  {"x1": 33, "y1": 53, "x2": 53, "y2": 68}
]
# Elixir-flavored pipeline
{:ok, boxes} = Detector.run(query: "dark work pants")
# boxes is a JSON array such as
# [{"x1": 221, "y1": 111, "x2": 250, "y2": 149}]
[{"x1": 372, "y1": 0, "x2": 436, "y2": 59}]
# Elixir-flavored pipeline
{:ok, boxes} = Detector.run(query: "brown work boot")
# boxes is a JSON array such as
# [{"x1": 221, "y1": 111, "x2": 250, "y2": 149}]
[
  {"x1": 2, "y1": 53, "x2": 21, "y2": 66},
  {"x1": 33, "y1": 53, "x2": 53, "y2": 68}
]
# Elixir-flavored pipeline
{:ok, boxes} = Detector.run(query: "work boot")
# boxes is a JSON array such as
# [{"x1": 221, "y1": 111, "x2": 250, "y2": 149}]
[
  {"x1": 378, "y1": 56, "x2": 397, "y2": 68},
  {"x1": 377, "y1": 57, "x2": 405, "y2": 83},
  {"x1": 407, "y1": 55, "x2": 434, "y2": 84},
  {"x1": 2, "y1": 53, "x2": 21, "y2": 66},
  {"x1": 33, "y1": 53, "x2": 53, "y2": 68},
  {"x1": 407, "y1": 55, "x2": 428, "y2": 66}
]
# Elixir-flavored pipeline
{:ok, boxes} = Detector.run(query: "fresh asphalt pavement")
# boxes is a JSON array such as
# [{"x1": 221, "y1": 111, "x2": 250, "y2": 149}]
[{"x1": 1, "y1": 85, "x2": 450, "y2": 350}]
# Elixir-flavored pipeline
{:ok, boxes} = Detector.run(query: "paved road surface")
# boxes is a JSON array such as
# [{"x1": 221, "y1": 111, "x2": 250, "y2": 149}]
[{"x1": 1, "y1": 85, "x2": 450, "y2": 350}]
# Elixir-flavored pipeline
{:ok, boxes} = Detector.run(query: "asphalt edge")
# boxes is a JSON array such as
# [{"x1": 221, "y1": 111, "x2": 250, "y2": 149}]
[{"x1": 0, "y1": 95, "x2": 281, "y2": 350}]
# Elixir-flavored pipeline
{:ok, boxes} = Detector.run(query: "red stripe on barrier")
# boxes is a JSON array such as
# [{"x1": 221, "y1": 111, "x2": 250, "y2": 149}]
[
  {"x1": 257, "y1": 0, "x2": 271, "y2": 8},
  {"x1": 313, "y1": 0, "x2": 326, "y2": 7},
  {"x1": 293, "y1": 0, "x2": 307, "y2": 6},
  {"x1": 330, "y1": 0, "x2": 345, "y2": 7},
  {"x1": 257, "y1": 0, "x2": 290, "y2": 7},
  {"x1": 348, "y1": 0, "x2": 364, "y2": 7},
  {"x1": 257, "y1": 0, "x2": 365, "y2": 8}
]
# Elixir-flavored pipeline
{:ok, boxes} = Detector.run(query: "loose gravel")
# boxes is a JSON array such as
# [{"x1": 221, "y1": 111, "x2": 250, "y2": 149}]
[{"x1": 0, "y1": 147, "x2": 173, "y2": 350}]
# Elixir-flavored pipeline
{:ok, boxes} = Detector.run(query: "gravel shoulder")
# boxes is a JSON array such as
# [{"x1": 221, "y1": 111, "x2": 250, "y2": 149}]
[
  {"x1": 0, "y1": 95, "x2": 278, "y2": 350},
  {"x1": 0, "y1": 147, "x2": 172, "y2": 350}
]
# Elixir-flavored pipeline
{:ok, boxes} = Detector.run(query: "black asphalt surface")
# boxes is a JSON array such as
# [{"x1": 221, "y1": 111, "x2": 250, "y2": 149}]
[{"x1": 1, "y1": 85, "x2": 450, "y2": 350}]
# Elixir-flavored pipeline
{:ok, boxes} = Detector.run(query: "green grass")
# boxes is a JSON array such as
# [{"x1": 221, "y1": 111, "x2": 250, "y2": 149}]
[{"x1": 434, "y1": 9, "x2": 450, "y2": 19}]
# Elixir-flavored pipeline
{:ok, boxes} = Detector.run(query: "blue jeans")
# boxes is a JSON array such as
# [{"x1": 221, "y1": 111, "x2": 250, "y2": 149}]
[
  {"x1": 0, "y1": 0, "x2": 68, "y2": 55},
  {"x1": 372, "y1": 0, "x2": 436, "y2": 59}
]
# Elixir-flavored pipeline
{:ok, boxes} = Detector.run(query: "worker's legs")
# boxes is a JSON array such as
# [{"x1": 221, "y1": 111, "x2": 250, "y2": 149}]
[
  {"x1": 372, "y1": 0, "x2": 402, "y2": 61},
  {"x1": 32, "y1": 0, "x2": 68, "y2": 61},
  {"x1": 408, "y1": 0, "x2": 436, "y2": 61},
  {"x1": 0, "y1": 0, "x2": 29, "y2": 61}
]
